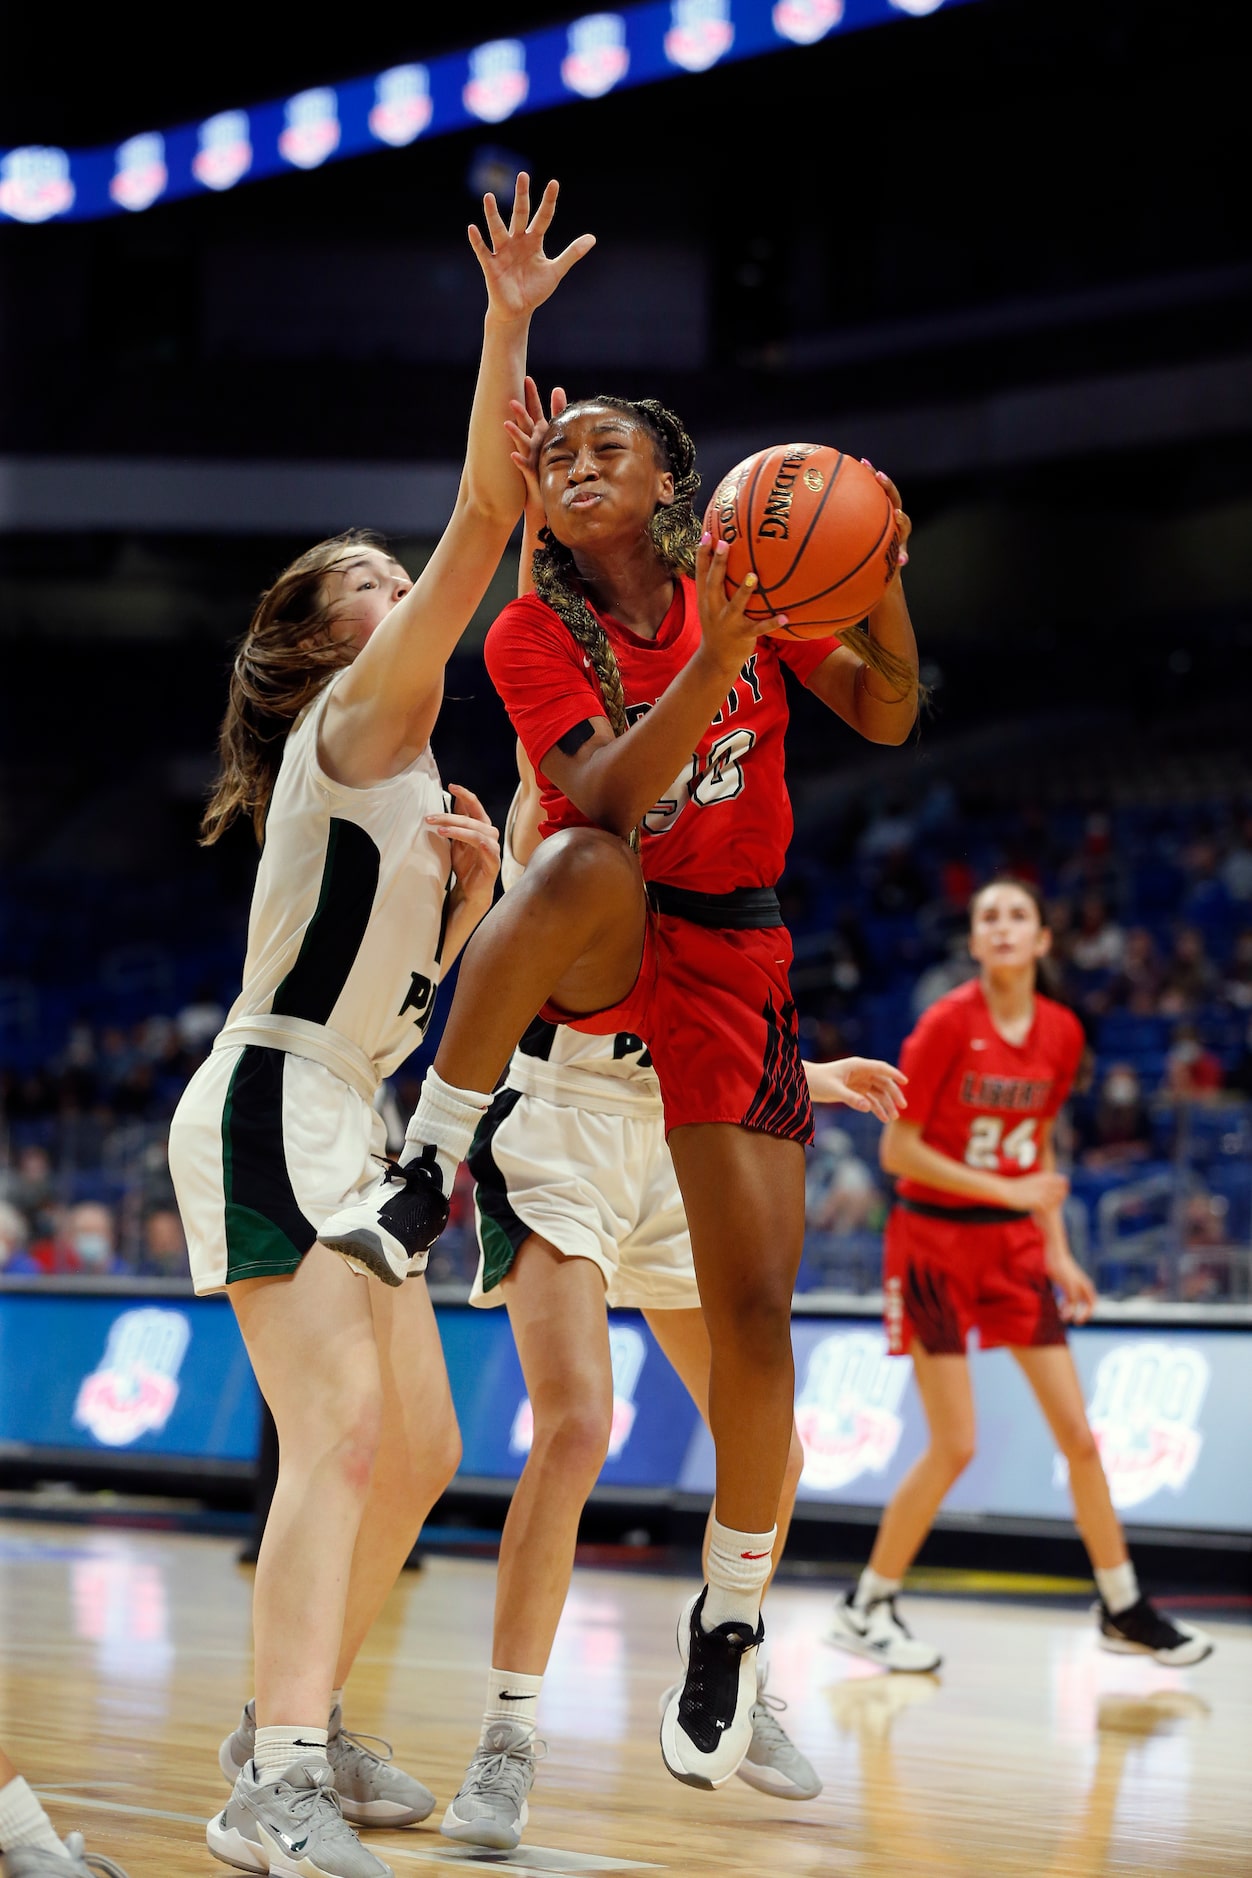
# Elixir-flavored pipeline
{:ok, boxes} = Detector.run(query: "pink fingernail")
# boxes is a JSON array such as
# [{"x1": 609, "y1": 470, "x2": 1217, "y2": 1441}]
[
  {"x1": 899, "y1": 552, "x2": 909, "y2": 565},
  {"x1": 700, "y1": 531, "x2": 711, "y2": 546},
  {"x1": 776, "y1": 614, "x2": 789, "y2": 627},
  {"x1": 715, "y1": 539, "x2": 728, "y2": 554}
]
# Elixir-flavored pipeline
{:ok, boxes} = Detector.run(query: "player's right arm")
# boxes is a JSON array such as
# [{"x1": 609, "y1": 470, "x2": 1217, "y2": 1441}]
[
  {"x1": 321, "y1": 179, "x2": 594, "y2": 789},
  {"x1": 880, "y1": 1120, "x2": 1068, "y2": 1212}
]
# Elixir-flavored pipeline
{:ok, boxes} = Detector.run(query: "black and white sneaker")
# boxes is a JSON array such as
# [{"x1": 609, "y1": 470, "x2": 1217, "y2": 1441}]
[
  {"x1": 660, "y1": 1587, "x2": 763, "y2": 1789},
  {"x1": 318, "y1": 1148, "x2": 449, "y2": 1287},
  {"x1": 825, "y1": 1592, "x2": 942, "y2": 1673},
  {"x1": 1097, "y1": 1596, "x2": 1214, "y2": 1667}
]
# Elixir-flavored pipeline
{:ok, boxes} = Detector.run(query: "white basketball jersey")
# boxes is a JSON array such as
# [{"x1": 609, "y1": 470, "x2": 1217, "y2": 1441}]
[
  {"x1": 500, "y1": 794, "x2": 662, "y2": 1118},
  {"x1": 225, "y1": 673, "x2": 452, "y2": 1079}
]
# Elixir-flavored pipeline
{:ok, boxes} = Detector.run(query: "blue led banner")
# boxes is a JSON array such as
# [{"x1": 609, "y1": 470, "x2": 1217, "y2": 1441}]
[{"x1": 0, "y1": 0, "x2": 975, "y2": 225}]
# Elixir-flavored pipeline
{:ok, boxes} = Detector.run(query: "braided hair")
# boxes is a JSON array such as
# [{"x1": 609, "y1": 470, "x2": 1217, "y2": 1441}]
[{"x1": 531, "y1": 396, "x2": 700, "y2": 742}]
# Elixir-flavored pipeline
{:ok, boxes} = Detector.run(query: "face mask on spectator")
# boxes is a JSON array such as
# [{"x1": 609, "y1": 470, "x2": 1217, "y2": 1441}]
[
  {"x1": 1104, "y1": 1072, "x2": 1140, "y2": 1107},
  {"x1": 73, "y1": 1231, "x2": 112, "y2": 1267}
]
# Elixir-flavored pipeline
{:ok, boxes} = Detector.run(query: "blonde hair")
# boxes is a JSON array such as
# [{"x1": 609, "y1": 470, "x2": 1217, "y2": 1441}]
[{"x1": 200, "y1": 531, "x2": 381, "y2": 845}]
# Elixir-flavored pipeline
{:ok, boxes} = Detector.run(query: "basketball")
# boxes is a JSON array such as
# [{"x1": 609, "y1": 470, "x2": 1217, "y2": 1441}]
[{"x1": 703, "y1": 444, "x2": 900, "y2": 638}]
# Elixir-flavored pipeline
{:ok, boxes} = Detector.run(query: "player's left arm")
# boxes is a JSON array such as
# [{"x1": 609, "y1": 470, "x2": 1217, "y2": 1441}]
[
  {"x1": 804, "y1": 1056, "x2": 908, "y2": 1123},
  {"x1": 1036, "y1": 1121, "x2": 1097, "y2": 1322},
  {"x1": 801, "y1": 466, "x2": 919, "y2": 746},
  {"x1": 424, "y1": 784, "x2": 502, "y2": 969}
]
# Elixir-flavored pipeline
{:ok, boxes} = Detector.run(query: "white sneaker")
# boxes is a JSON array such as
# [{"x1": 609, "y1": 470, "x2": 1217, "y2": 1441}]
[
  {"x1": 660, "y1": 1662, "x2": 822, "y2": 1800},
  {"x1": 825, "y1": 1591, "x2": 942, "y2": 1673},
  {"x1": 1096, "y1": 1596, "x2": 1214, "y2": 1667},
  {"x1": 660, "y1": 1588, "x2": 762, "y2": 1789}
]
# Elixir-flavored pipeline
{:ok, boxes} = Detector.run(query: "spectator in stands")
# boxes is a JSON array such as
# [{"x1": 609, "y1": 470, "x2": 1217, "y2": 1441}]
[
  {"x1": 0, "y1": 1144, "x2": 56, "y2": 1237},
  {"x1": 1070, "y1": 895, "x2": 1125, "y2": 975},
  {"x1": 1103, "y1": 927, "x2": 1165, "y2": 1014},
  {"x1": 1220, "y1": 815, "x2": 1252, "y2": 903},
  {"x1": 0, "y1": 1200, "x2": 38, "y2": 1274},
  {"x1": 1158, "y1": 927, "x2": 1220, "y2": 1015},
  {"x1": 805, "y1": 1126, "x2": 879, "y2": 1235},
  {"x1": 177, "y1": 983, "x2": 227, "y2": 1054},
  {"x1": 911, "y1": 933, "x2": 976, "y2": 1015},
  {"x1": 28, "y1": 1201, "x2": 123, "y2": 1277},
  {"x1": 135, "y1": 1205, "x2": 191, "y2": 1279},
  {"x1": 1075, "y1": 1063, "x2": 1153, "y2": 1169},
  {"x1": 1163, "y1": 1024, "x2": 1224, "y2": 1102},
  {"x1": 1223, "y1": 927, "x2": 1252, "y2": 1010}
]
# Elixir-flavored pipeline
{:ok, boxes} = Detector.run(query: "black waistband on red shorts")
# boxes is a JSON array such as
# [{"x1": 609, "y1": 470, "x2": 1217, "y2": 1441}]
[
  {"x1": 646, "y1": 882, "x2": 783, "y2": 931},
  {"x1": 894, "y1": 1194, "x2": 1031, "y2": 1225}
]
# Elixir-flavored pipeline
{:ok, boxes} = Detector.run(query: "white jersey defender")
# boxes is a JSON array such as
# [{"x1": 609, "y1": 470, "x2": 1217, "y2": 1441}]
[
  {"x1": 170, "y1": 673, "x2": 453, "y2": 1293},
  {"x1": 468, "y1": 813, "x2": 701, "y2": 1312}
]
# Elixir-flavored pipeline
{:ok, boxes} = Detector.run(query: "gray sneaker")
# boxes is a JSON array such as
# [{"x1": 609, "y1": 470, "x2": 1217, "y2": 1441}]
[
  {"x1": 218, "y1": 1701, "x2": 434, "y2": 1826},
  {"x1": 439, "y1": 1720, "x2": 542, "y2": 1852},
  {"x1": 5, "y1": 1838, "x2": 130, "y2": 1877},
  {"x1": 206, "y1": 1758, "x2": 394, "y2": 1878},
  {"x1": 660, "y1": 1664, "x2": 822, "y2": 1801}
]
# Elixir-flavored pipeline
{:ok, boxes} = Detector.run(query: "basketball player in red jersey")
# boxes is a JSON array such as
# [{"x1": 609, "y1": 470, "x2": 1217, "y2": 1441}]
[
  {"x1": 321, "y1": 390, "x2": 921, "y2": 1787},
  {"x1": 827, "y1": 879, "x2": 1214, "y2": 1671}
]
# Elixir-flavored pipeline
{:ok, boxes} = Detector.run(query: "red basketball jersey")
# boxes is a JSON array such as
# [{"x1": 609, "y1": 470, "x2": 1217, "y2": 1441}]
[
  {"x1": 896, "y1": 979, "x2": 1085, "y2": 1209},
  {"x1": 484, "y1": 575, "x2": 833, "y2": 895}
]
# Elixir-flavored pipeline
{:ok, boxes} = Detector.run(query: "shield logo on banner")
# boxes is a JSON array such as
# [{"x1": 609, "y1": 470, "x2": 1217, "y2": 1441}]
[
  {"x1": 370, "y1": 65, "x2": 434, "y2": 147},
  {"x1": 280, "y1": 89, "x2": 342, "y2": 171},
  {"x1": 110, "y1": 133, "x2": 168, "y2": 213},
  {"x1": 73, "y1": 1309, "x2": 192, "y2": 1448},
  {"x1": 664, "y1": 0, "x2": 735, "y2": 73},
  {"x1": 794, "y1": 1329, "x2": 909, "y2": 1492},
  {"x1": 0, "y1": 147, "x2": 75, "y2": 224},
  {"x1": 193, "y1": 112, "x2": 252, "y2": 193},
  {"x1": 464, "y1": 40, "x2": 530, "y2": 124},
  {"x1": 1058, "y1": 1341, "x2": 1210, "y2": 1511},
  {"x1": 773, "y1": 0, "x2": 844, "y2": 46},
  {"x1": 562, "y1": 13, "x2": 631, "y2": 99}
]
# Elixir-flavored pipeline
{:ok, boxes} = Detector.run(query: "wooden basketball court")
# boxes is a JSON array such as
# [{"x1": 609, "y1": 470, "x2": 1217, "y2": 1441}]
[{"x1": 2, "y1": 1518, "x2": 1248, "y2": 1875}]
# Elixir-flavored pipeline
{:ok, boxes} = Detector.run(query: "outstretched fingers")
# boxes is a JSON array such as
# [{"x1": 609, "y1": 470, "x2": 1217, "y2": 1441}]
[
  {"x1": 550, "y1": 232, "x2": 597, "y2": 281},
  {"x1": 526, "y1": 175, "x2": 558, "y2": 238},
  {"x1": 509, "y1": 170, "x2": 532, "y2": 236}
]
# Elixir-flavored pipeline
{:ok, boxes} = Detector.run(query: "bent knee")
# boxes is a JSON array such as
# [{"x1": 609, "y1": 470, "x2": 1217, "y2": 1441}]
[
  {"x1": 929, "y1": 1435, "x2": 976, "y2": 1479},
  {"x1": 1056, "y1": 1422, "x2": 1100, "y2": 1468},
  {"x1": 526, "y1": 826, "x2": 641, "y2": 907},
  {"x1": 705, "y1": 1286, "x2": 795, "y2": 1360},
  {"x1": 527, "y1": 1396, "x2": 612, "y2": 1486},
  {"x1": 277, "y1": 1384, "x2": 384, "y2": 1492}
]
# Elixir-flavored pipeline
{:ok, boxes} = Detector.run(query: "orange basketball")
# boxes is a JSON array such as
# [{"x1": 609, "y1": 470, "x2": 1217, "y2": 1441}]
[{"x1": 703, "y1": 444, "x2": 900, "y2": 638}]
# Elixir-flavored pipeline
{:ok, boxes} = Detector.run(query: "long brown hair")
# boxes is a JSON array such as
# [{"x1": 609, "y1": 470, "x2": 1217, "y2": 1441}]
[{"x1": 200, "y1": 531, "x2": 381, "y2": 846}]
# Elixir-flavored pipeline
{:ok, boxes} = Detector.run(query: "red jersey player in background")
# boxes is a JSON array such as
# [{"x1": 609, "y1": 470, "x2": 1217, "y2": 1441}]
[
  {"x1": 827, "y1": 878, "x2": 1214, "y2": 1671},
  {"x1": 321, "y1": 384, "x2": 920, "y2": 1789}
]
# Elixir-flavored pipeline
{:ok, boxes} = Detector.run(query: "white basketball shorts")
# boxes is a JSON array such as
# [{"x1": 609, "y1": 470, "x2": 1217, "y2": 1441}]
[{"x1": 468, "y1": 1087, "x2": 700, "y2": 1312}]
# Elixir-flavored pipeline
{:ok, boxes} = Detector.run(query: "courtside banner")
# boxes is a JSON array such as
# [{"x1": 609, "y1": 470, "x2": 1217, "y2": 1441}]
[
  {"x1": 0, "y1": 1290, "x2": 259, "y2": 1461},
  {"x1": 0, "y1": 0, "x2": 977, "y2": 224},
  {"x1": 679, "y1": 1319, "x2": 1252, "y2": 1533}
]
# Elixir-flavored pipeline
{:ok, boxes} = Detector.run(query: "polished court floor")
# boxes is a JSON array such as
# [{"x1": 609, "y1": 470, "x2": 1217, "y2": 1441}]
[{"x1": 1, "y1": 1518, "x2": 1248, "y2": 1876}]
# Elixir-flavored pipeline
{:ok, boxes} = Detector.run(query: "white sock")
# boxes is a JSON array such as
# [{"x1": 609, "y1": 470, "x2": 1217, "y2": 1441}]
[
  {"x1": 482, "y1": 1666, "x2": 542, "y2": 1736},
  {"x1": 0, "y1": 1776, "x2": 66, "y2": 1856},
  {"x1": 404, "y1": 1069, "x2": 492, "y2": 1192},
  {"x1": 854, "y1": 1566, "x2": 902, "y2": 1610},
  {"x1": 1095, "y1": 1561, "x2": 1139, "y2": 1616},
  {"x1": 702, "y1": 1517, "x2": 775, "y2": 1630},
  {"x1": 252, "y1": 1725, "x2": 329, "y2": 1778}
]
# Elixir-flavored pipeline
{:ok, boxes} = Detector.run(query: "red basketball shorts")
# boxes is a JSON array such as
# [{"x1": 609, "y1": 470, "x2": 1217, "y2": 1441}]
[
  {"x1": 541, "y1": 911, "x2": 814, "y2": 1144},
  {"x1": 883, "y1": 1203, "x2": 1066, "y2": 1356}
]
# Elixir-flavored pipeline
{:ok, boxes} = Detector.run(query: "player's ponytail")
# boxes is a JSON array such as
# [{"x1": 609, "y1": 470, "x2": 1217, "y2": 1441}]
[{"x1": 200, "y1": 531, "x2": 378, "y2": 846}]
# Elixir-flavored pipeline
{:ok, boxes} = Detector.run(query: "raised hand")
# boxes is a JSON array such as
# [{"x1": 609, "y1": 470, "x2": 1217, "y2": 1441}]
[
  {"x1": 807, "y1": 1056, "x2": 908, "y2": 1123},
  {"x1": 505, "y1": 376, "x2": 569, "y2": 520},
  {"x1": 469, "y1": 174, "x2": 595, "y2": 323}
]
